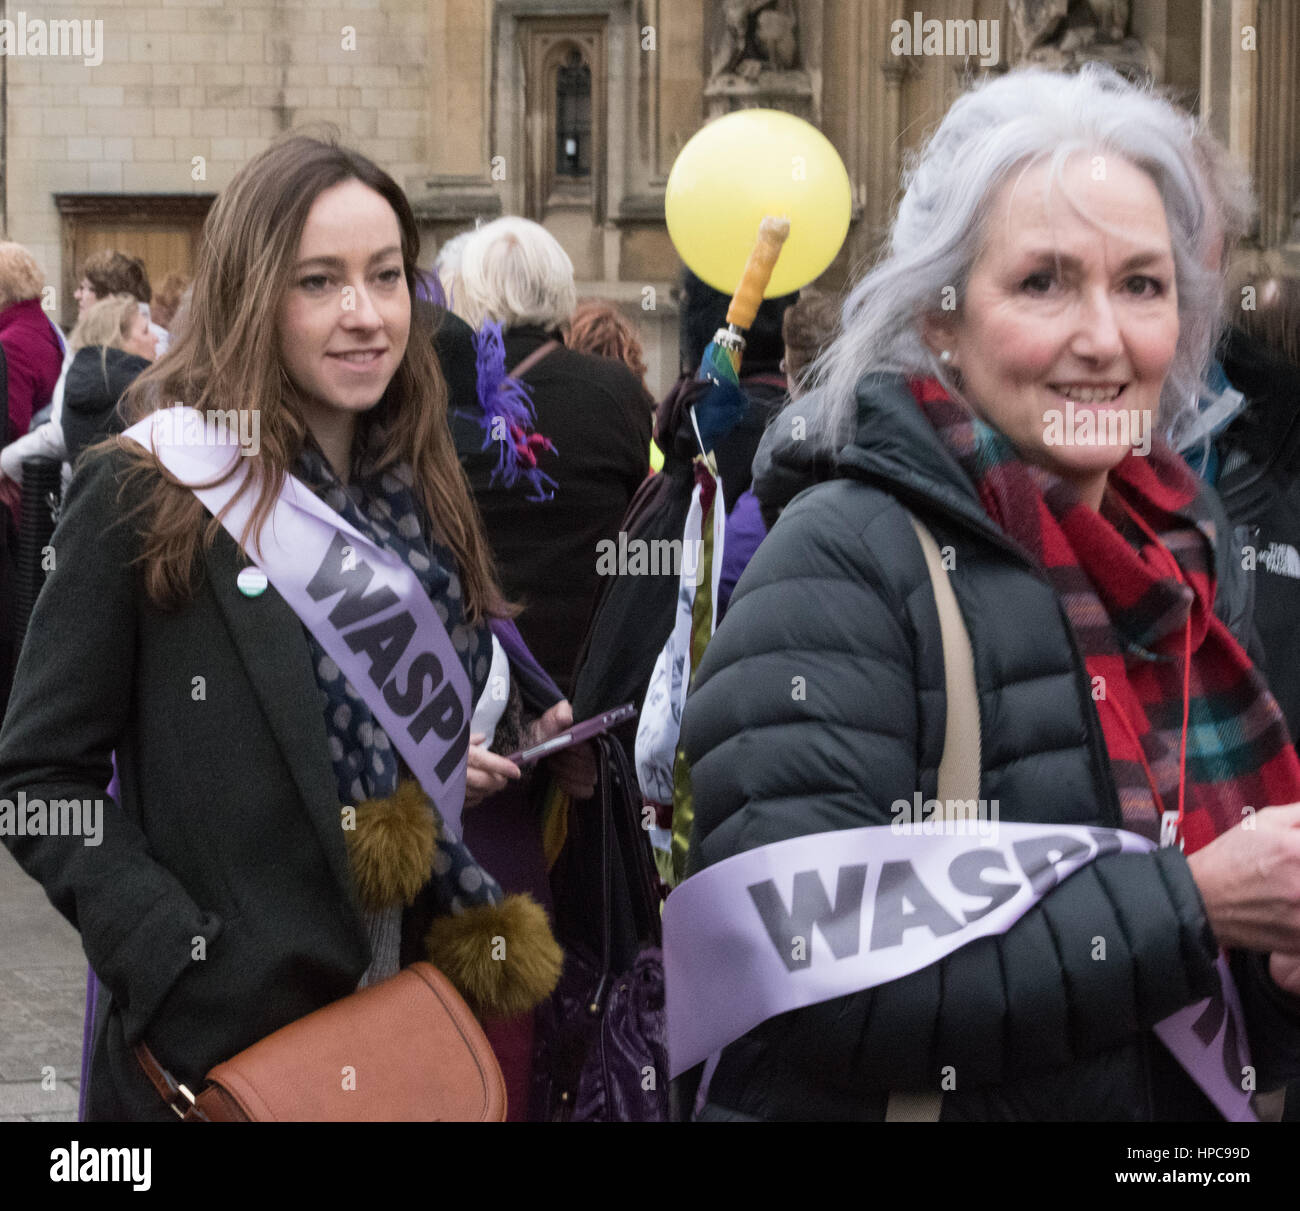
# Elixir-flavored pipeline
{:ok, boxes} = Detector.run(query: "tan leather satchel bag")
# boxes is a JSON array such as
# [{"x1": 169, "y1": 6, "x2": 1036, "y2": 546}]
[{"x1": 134, "y1": 962, "x2": 507, "y2": 1122}]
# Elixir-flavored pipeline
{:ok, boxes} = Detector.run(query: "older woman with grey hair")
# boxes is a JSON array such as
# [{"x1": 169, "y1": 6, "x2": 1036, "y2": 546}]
[
  {"x1": 448, "y1": 216, "x2": 650, "y2": 697},
  {"x1": 674, "y1": 64, "x2": 1300, "y2": 1122}
]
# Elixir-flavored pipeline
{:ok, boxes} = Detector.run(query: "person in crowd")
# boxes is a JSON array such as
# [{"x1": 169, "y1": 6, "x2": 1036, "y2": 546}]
[
  {"x1": 0, "y1": 242, "x2": 64, "y2": 445},
  {"x1": 75, "y1": 250, "x2": 169, "y2": 357},
  {"x1": 1232, "y1": 268, "x2": 1299, "y2": 367},
  {"x1": 435, "y1": 229, "x2": 474, "y2": 316},
  {"x1": 1180, "y1": 143, "x2": 1300, "y2": 1128},
  {"x1": 779, "y1": 288, "x2": 840, "y2": 400},
  {"x1": 405, "y1": 265, "x2": 606, "y2": 1119},
  {"x1": 0, "y1": 241, "x2": 64, "y2": 717},
  {"x1": 72, "y1": 249, "x2": 148, "y2": 317},
  {"x1": 449, "y1": 215, "x2": 651, "y2": 698},
  {"x1": 720, "y1": 287, "x2": 844, "y2": 600},
  {"x1": 3, "y1": 250, "x2": 167, "y2": 487},
  {"x1": 0, "y1": 134, "x2": 593, "y2": 1121},
  {"x1": 1171, "y1": 134, "x2": 1300, "y2": 752},
  {"x1": 676, "y1": 65, "x2": 1300, "y2": 1122},
  {"x1": 570, "y1": 269, "x2": 795, "y2": 732},
  {"x1": 149, "y1": 272, "x2": 190, "y2": 334},
  {"x1": 563, "y1": 272, "x2": 795, "y2": 926},
  {"x1": 59, "y1": 294, "x2": 157, "y2": 469},
  {"x1": 567, "y1": 298, "x2": 660, "y2": 469},
  {"x1": 567, "y1": 298, "x2": 655, "y2": 402}
]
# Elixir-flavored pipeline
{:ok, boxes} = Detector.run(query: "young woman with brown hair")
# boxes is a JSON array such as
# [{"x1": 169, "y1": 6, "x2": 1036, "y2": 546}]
[{"x1": 0, "y1": 133, "x2": 579, "y2": 1120}]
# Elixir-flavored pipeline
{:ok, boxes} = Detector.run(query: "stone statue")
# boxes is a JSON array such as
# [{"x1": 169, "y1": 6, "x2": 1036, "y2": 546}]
[
  {"x1": 710, "y1": 0, "x2": 798, "y2": 82},
  {"x1": 1010, "y1": 0, "x2": 1150, "y2": 78}
]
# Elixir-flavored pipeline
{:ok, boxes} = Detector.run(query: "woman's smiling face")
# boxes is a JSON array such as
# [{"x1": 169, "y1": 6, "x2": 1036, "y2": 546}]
[
  {"x1": 928, "y1": 153, "x2": 1181, "y2": 507},
  {"x1": 276, "y1": 178, "x2": 411, "y2": 423}
]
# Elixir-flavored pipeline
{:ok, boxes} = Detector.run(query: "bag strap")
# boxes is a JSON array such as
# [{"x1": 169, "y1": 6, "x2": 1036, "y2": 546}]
[
  {"x1": 540, "y1": 736, "x2": 617, "y2": 1118},
  {"x1": 909, "y1": 514, "x2": 981, "y2": 818},
  {"x1": 884, "y1": 513, "x2": 981, "y2": 1124},
  {"x1": 508, "y1": 339, "x2": 560, "y2": 381},
  {"x1": 603, "y1": 733, "x2": 663, "y2": 948},
  {"x1": 134, "y1": 1042, "x2": 210, "y2": 1121}
]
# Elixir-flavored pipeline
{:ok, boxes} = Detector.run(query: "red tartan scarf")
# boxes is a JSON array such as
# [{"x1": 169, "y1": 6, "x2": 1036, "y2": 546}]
[{"x1": 910, "y1": 377, "x2": 1300, "y2": 855}]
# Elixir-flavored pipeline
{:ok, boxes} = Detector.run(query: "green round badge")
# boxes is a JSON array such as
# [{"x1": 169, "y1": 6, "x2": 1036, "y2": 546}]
[{"x1": 237, "y1": 567, "x2": 268, "y2": 597}]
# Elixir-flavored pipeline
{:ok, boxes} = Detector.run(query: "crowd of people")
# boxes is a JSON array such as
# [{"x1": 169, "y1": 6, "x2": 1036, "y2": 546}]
[{"x1": 1, "y1": 61, "x2": 1299, "y2": 1123}]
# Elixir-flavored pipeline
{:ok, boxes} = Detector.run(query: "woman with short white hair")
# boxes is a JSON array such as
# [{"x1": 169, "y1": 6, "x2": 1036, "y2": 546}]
[
  {"x1": 674, "y1": 64, "x2": 1300, "y2": 1122},
  {"x1": 448, "y1": 215, "x2": 650, "y2": 697},
  {"x1": 453, "y1": 216, "x2": 578, "y2": 333}
]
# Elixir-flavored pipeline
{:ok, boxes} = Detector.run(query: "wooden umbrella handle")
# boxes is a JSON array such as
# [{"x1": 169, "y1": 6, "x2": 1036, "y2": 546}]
[{"x1": 726, "y1": 216, "x2": 791, "y2": 331}]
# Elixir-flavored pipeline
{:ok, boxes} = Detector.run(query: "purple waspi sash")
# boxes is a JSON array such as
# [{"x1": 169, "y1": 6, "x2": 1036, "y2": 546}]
[
  {"x1": 123, "y1": 407, "x2": 473, "y2": 837},
  {"x1": 664, "y1": 821, "x2": 1258, "y2": 1121}
]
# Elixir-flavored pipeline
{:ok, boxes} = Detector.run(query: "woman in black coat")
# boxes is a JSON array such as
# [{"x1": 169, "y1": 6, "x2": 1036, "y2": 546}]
[
  {"x1": 447, "y1": 217, "x2": 651, "y2": 698},
  {"x1": 0, "y1": 135, "x2": 577, "y2": 1121},
  {"x1": 673, "y1": 66, "x2": 1300, "y2": 1122},
  {"x1": 570, "y1": 271, "x2": 795, "y2": 733}
]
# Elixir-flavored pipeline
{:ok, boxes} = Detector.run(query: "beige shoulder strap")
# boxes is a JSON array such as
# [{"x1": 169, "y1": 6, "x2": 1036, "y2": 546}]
[
  {"x1": 908, "y1": 514, "x2": 981, "y2": 818},
  {"x1": 883, "y1": 513, "x2": 981, "y2": 1124}
]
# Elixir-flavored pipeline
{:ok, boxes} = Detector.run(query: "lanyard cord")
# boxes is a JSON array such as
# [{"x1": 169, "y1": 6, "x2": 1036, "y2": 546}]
[
  {"x1": 1101, "y1": 491, "x2": 1193, "y2": 840},
  {"x1": 1103, "y1": 686, "x2": 1174, "y2": 819}
]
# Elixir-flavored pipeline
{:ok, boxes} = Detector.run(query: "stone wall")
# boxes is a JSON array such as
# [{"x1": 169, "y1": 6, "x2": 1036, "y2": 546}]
[
  {"x1": 5, "y1": 0, "x2": 433, "y2": 310},
  {"x1": 3, "y1": 0, "x2": 1296, "y2": 388}
]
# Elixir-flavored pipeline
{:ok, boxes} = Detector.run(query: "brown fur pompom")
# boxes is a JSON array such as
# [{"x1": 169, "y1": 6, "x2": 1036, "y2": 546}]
[
  {"x1": 424, "y1": 894, "x2": 563, "y2": 1019},
  {"x1": 344, "y1": 780, "x2": 439, "y2": 910}
]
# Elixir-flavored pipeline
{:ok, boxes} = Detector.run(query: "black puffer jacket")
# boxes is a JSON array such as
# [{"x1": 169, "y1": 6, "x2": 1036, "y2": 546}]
[{"x1": 680, "y1": 373, "x2": 1300, "y2": 1121}]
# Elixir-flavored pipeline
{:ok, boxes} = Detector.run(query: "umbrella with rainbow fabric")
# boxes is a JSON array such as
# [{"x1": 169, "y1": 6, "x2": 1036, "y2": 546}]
[
  {"x1": 662, "y1": 215, "x2": 792, "y2": 883},
  {"x1": 542, "y1": 110, "x2": 850, "y2": 880},
  {"x1": 643, "y1": 108, "x2": 851, "y2": 885}
]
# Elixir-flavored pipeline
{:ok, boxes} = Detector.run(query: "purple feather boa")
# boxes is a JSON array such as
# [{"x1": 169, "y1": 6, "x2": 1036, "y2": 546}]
[{"x1": 472, "y1": 320, "x2": 559, "y2": 502}]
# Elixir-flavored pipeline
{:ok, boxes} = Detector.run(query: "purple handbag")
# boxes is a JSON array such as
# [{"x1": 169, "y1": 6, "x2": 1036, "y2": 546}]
[{"x1": 532, "y1": 734, "x2": 669, "y2": 1121}]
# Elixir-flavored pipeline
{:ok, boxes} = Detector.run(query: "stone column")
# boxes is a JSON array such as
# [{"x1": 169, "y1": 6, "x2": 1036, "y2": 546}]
[
  {"x1": 413, "y1": 0, "x2": 502, "y2": 248},
  {"x1": 1254, "y1": 0, "x2": 1300, "y2": 252},
  {"x1": 1200, "y1": 0, "x2": 1258, "y2": 192}
]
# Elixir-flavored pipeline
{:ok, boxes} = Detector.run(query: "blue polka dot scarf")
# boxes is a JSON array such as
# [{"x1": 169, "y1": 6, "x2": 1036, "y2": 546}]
[{"x1": 293, "y1": 420, "x2": 504, "y2": 985}]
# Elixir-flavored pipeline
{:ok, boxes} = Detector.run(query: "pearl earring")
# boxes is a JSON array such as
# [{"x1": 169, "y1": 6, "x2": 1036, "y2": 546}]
[{"x1": 939, "y1": 350, "x2": 952, "y2": 364}]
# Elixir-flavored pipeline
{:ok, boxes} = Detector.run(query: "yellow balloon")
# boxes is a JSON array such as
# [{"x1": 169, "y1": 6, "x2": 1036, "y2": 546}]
[{"x1": 665, "y1": 109, "x2": 851, "y2": 299}]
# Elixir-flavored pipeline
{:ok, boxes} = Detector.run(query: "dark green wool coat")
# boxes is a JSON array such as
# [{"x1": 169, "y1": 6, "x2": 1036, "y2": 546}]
[{"x1": 0, "y1": 449, "x2": 444, "y2": 1121}]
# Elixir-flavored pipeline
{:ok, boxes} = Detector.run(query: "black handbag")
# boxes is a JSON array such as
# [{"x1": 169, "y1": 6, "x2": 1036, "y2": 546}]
[{"x1": 531, "y1": 733, "x2": 669, "y2": 1121}]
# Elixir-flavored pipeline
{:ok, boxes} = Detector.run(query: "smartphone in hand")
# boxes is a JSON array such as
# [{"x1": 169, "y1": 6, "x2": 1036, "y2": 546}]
[{"x1": 506, "y1": 703, "x2": 637, "y2": 766}]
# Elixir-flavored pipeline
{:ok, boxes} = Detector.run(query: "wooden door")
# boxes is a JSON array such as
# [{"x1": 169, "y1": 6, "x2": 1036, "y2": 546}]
[{"x1": 55, "y1": 195, "x2": 214, "y2": 331}]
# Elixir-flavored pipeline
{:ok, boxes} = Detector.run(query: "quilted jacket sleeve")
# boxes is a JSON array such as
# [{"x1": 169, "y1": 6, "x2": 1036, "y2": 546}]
[{"x1": 680, "y1": 479, "x2": 1223, "y2": 1092}]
